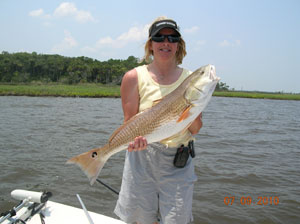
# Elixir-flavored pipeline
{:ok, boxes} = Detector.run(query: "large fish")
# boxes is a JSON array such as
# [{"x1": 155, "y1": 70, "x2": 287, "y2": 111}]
[{"x1": 67, "y1": 64, "x2": 220, "y2": 185}]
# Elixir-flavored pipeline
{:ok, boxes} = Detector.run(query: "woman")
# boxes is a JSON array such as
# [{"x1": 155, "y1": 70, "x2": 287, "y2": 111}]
[{"x1": 114, "y1": 17, "x2": 202, "y2": 224}]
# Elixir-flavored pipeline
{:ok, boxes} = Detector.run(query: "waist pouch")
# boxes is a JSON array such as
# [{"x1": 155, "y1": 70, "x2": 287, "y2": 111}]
[{"x1": 173, "y1": 141, "x2": 195, "y2": 168}]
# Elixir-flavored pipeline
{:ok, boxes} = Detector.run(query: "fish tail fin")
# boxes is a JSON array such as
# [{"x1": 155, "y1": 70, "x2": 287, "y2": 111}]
[{"x1": 67, "y1": 145, "x2": 110, "y2": 185}]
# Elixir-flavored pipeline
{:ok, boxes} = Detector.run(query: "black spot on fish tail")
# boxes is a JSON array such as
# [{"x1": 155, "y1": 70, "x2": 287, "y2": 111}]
[{"x1": 92, "y1": 151, "x2": 98, "y2": 158}]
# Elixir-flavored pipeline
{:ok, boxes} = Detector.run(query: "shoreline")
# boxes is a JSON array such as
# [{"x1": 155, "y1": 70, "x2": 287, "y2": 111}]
[
  {"x1": 213, "y1": 91, "x2": 300, "y2": 101},
  {"x1": 0, "y1": 84, "x2": 299, "y2": 100}
]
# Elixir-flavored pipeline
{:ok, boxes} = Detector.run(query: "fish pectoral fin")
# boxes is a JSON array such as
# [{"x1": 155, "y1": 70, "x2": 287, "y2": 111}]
[{"x1": 177, "y1": 105, "x2": 192, "y2": 123}]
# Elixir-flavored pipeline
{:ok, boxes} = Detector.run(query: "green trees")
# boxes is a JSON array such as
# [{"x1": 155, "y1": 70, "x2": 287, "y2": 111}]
[
  {"x1": 0, "y1": 52, "x2": 143, "y2": 84},
  {"x1": 216, "y1": 81, "x2": 229, "y2": 91},
  {"x1": 0, "y1": 52, "x2": 231, "y2": 90}
]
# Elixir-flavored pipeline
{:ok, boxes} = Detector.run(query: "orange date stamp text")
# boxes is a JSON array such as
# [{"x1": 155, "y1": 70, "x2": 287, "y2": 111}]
[{"x1": 224, "y1": 196, "x2": 279, "y2": 206}]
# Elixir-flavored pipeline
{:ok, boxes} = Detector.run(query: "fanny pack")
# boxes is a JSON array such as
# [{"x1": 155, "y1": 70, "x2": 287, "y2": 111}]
[{"x1": 173, "y1": 140, "x2": 195, "y2": 168}]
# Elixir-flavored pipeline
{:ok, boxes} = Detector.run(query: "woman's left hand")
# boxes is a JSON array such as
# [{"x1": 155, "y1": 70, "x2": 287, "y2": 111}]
[{"x1": 128, "y1": 136, "x2": 148, "y2": 152}]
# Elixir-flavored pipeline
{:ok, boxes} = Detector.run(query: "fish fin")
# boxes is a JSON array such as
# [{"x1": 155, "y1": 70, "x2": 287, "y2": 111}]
[
  {"x1": 177, "y1": 105, "x2": 192, "y2": 123},
  {"x1": 67, "y1": 145, "x2": 110, "y2": 185},
  {"x1": 109, "y1": 98, "x2": 163, "y2": 144},
  {"x1": 109, "y1": 124, "x2": 125, "y2": 143},
  {"x1": 108, "y1": 110, "x2": 145, "y2": 143}
]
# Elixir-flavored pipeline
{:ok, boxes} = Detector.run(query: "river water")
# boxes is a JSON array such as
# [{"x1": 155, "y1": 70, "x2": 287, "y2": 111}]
[{"x1": 0, "y1": 96, "x2": 299, "y2": 224}]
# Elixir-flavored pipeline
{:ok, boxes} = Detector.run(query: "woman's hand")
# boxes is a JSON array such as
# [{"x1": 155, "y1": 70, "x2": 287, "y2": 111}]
[{"x1": 128, "y1": 136, "x2": 148, "y2": 152}]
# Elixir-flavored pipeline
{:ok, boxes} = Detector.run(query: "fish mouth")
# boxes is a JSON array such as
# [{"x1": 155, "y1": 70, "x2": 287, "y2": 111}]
[{"x1": 209, "y1": 65, "x2": 220, "y2": 81}]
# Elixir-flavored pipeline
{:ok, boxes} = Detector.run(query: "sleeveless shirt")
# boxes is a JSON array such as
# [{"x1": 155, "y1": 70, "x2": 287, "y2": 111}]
[{"x1": 135, "y1": 65, "x2": 194, "y2": 148}]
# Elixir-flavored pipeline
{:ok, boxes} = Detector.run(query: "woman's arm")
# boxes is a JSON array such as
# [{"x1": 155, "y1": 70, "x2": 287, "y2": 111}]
[
  {"x1": 188, "y1": 113, "x2": 203, "y2": 135},
  {"x1": 120, "y1": 69, "x2": 148, "y2": 151}
]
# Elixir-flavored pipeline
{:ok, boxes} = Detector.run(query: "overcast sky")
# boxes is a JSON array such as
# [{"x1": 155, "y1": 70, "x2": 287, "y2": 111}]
[{"x1": 1, "y1": 0, "x2": 299, "y2": 92}]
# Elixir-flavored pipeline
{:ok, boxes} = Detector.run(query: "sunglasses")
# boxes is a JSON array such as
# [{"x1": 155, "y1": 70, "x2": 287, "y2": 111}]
[{"x1": 151, "y1": 34, "x2": 180, "y2": 43}]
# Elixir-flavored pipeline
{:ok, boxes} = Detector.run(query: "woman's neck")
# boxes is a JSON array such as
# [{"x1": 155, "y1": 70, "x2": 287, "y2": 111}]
[
  {"x1": 148, "y1": 60, "x2": 182, "y2": 85},
  {"x1": 151, "y1": 59, "x2": 178, "y2": 74}
]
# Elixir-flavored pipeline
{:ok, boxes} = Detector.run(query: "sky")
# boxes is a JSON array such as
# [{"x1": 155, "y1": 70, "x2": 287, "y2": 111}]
[{"x1": 0, "y1": 0, "x2": 299, "y2": 93}]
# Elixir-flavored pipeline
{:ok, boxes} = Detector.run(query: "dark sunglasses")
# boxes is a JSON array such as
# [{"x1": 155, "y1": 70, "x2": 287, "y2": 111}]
[{"x1": 151, "y1": 34, "x2": 180, "y2": 43}]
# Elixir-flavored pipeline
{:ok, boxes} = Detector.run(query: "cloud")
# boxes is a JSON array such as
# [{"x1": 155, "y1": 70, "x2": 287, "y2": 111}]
[
  {"x1": 96, "y1": 24, "x2": 150, "y2": 49},
  {"x1": 219, "y1": 39, "x2": 241, "y2": 47},
  {"x1": 183, "y1": 26, "x2": 199, "y2": 34},
  {"x1": 51, "y1": 30, "x2": 78, "y2": 53},
  {"x1": 29, "y1": 9, "x2": 44, "y2": 17},
  {"x1": 118, "y1": 26, "x2": 149, "y2": 42},
  {"x1": 80, "y1": 24, "x2": 150, "y2": 57},
  {"x1": 29, "y1": 8, "x2": 51, "y2": 19},
  {"x1": 53, "y1": 2, "x2": 95, "y2": 23},
  {"x1": 29, "y1": 2, "x2": 95, "y2": 23}
]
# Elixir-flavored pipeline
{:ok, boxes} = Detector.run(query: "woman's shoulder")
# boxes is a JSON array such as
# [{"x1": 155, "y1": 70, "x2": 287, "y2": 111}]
[
  {"x1": 122, "y1": 68, "x2": 138, "y2": 85},
  {"x1": 123, "y1": 65, "x2": 147, "y2": 80},
  {"x1": 121, "y1": 68, "x2": 139, "y2": 101}
]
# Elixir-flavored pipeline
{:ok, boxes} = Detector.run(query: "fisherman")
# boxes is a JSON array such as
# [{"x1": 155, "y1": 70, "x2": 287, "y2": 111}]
[{"x1": 114, "y1": 16, "x2": 203, "y2": 224}]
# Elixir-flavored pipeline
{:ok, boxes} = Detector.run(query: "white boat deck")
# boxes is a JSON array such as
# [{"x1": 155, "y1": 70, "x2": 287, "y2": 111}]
[
  {"x1": 27, "y1": 201, "x2": 125, "y2": 224},
  {"x1": 1, "y1": 190, "x2": 125, "y2": 224}
]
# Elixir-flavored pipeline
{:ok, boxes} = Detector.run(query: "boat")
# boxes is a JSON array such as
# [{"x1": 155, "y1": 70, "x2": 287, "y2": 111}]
[{"x1": 0, "y1": 189, "x2": 125, "y2": 224}]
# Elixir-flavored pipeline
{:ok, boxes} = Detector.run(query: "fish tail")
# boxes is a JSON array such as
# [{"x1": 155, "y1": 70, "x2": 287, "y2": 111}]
[{"x1": 67, "y1": 145, "x2": 110, "y2": 185}]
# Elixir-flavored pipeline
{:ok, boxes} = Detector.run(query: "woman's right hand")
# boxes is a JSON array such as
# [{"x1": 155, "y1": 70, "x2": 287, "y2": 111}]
[{"x1": 128, "y1": 136, "x2": 148, "y2": 152}]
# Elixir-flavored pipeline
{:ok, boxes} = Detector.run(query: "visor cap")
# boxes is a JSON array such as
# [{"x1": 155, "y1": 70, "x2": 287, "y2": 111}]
[{"x1": 149, "y1": 19, "x2": 181, "y2": 38}]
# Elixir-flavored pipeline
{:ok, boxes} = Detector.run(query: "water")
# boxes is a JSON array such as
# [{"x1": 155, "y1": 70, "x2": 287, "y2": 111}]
[{"x1": 0, "y1": 96, "x2": 299, "y2": 224}]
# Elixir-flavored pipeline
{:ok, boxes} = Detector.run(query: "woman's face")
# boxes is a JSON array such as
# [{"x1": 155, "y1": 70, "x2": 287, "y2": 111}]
[{"x1": 150, "y1": 28, "x2": 179, "y2": 63}]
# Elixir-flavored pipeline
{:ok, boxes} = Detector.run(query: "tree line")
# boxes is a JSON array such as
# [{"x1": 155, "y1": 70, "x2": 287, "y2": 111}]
[
  {"x1": 0, "y1": 51, "x2": 144, "y2": 84},
  {"x1": 0, "y1": 51, "x2": 229, "y2": 90}
]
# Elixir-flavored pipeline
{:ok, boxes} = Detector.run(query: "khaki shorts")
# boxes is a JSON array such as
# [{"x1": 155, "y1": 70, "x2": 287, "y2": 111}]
[{"x1": 114, "y1": 142, "x2": 197, "y2": 224}]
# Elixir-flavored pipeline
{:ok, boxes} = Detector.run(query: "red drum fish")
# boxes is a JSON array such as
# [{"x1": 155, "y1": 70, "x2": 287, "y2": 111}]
[{"x1": 67, "y1": 64, "x2": 220, "y2": 185}]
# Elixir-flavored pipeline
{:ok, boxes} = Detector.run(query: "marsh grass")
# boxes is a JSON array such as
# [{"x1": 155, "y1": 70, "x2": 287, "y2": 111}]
[
  {"x1": 0, "y1": 84, "x2": 299, "y2": 100},
  {"x1": 0, "y1": 83, "x2": 120, "y2": 97}
]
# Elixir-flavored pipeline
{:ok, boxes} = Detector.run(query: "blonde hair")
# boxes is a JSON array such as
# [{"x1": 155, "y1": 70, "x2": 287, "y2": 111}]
[{"x1": 143, "y1": 16, "x2": 187, "y2": 65}]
